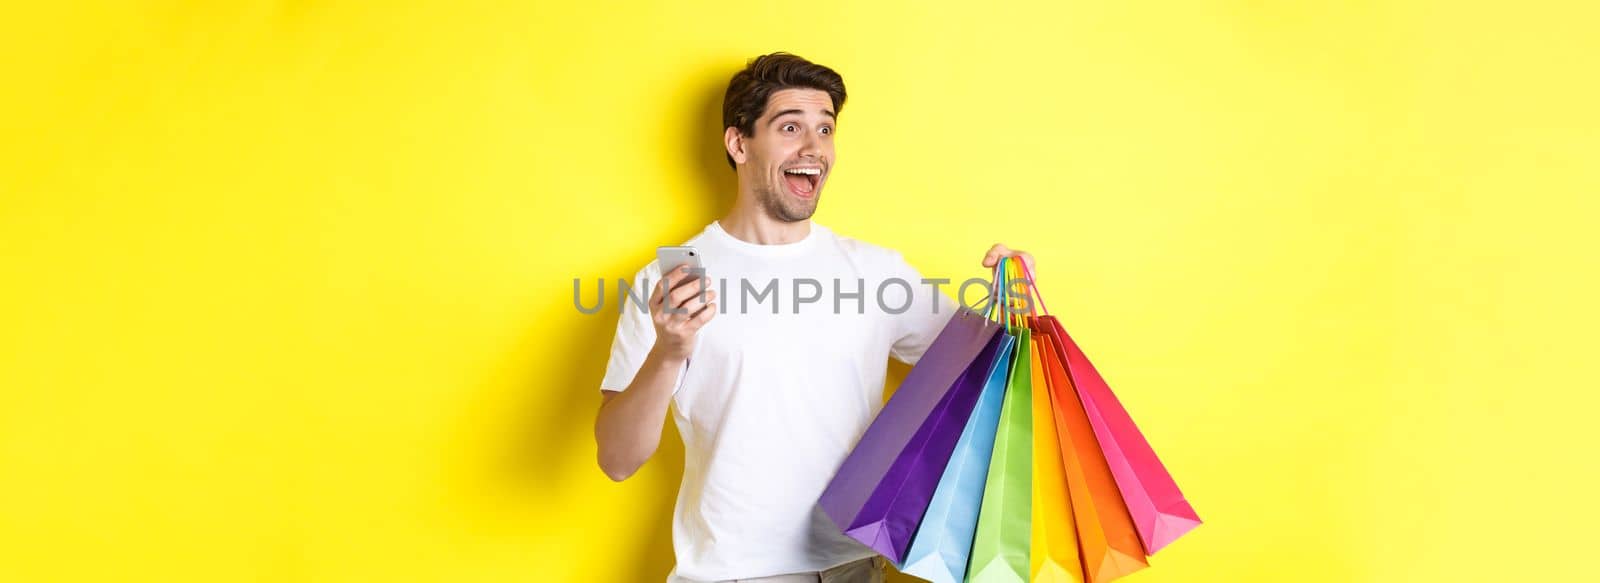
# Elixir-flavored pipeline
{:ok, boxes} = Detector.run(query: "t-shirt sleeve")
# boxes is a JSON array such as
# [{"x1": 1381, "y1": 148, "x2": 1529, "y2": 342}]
[
  {"x1": 599, "y1": 262, "x2": 686, "y2": 393},
  {"x1": 886, "y1": 251, "x2": 960, "y2": 366}
]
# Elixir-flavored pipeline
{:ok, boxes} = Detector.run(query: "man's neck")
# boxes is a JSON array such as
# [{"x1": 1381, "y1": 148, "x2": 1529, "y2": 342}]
[{"x1": 719, "y1": 201, "x2": 811, "y2": 245}]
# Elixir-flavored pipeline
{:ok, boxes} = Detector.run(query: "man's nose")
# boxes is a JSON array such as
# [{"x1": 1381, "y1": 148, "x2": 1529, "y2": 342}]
[{"x1": 799, "y1": 130, "x2": 821, "y2": 157}]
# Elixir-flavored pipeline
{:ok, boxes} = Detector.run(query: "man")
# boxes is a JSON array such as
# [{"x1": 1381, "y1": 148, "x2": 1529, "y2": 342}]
[{"x1": 594, "y1": 52, "x2": 1035, "y2": 583}]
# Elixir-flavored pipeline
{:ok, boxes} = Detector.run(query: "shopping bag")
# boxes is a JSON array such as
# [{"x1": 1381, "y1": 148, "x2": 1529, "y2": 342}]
[
  {"x1": 1036, "y1": 324, "x2": 1148, "y2": 583},
  {"x1": 966, "y1": 317, "x2": 1033, "y2": 582},
  {"x1": 818, "y1": 306, "x2": 1003, "y2": 548},
  {"x1": 849, "y1": 330, "x2": 1007, "y2": 562},
  {"x1": 1041, "y1": 315, "x2": 1202, "y2": 555},
  {"x1": 898, "y1": 332, "x2": 1018, "y2": 583},
  {"x1": 1029, "y1": 327, "x2": 1085, "y2": 583}
]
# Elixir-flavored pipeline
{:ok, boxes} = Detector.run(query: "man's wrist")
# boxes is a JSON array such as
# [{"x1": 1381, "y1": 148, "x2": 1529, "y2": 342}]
[{"x1": 648, "y1": 345, "x2": 688, "y2": 368}]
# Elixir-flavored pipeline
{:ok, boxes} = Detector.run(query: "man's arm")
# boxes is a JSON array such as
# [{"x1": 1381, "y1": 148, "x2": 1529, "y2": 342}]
[
  {"x1": 594, "y1": 264, "x2": 715, "y2": 482},
  {"x1": 595, "y1": 348, "x2": 685, "y2": 481}
]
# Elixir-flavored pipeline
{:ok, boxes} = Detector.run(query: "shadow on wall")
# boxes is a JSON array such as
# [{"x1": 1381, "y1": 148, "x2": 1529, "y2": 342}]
[
  {"x1": 463, "y1": 64, "x2": 730, "y2": 580},
  {"x1": 442, "y1": 62, "x2": 740, "y2": 580},
  {"x1": 505, "y1": 62, "x2": 736, "y2": 579}
]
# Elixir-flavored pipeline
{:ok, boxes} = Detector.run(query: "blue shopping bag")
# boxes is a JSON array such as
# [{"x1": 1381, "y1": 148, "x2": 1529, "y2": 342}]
[{"x1": 898, "y1": 331, "x2": 1018, "y2": 583}]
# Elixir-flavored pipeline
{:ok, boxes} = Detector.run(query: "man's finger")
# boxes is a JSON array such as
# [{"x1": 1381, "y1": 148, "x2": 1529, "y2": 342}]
[
  {"x1": 669, "y1": 287, "x2": 714, "y2": 321},
  {"x1": 668, "y1": 278, "x2": 710, "y2": 309},
  {"x1": 982, "y1": 243, "x2": 1013, "y2": 268},
  {"x1": 688, "y1": 300, "x2": 717, "y2": 328},
  {"x1": 665, "y1": 266, "x2": 707, "y2": 292},
  {"x1": 683, "y1": 289, "x2": 717, "y2": 316},
  {"x1": 650, "y1": 276, "x2": 665, "y2": 306}
]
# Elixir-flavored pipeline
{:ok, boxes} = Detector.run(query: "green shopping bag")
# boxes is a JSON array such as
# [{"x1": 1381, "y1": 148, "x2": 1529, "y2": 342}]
[{"x1": 966, "y1": 318, "x2": 1033, "y2": 582}]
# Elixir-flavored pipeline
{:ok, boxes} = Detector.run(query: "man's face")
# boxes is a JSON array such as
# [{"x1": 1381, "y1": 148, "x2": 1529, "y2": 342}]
[{"x1": 732, "y1": 88, "x2": 836, "y2": 222}]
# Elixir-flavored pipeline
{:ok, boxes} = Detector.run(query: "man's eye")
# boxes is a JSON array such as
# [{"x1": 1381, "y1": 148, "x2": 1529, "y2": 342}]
[
  {"x1": 782, "y1": 123, "x2": 797, "y2": 132},
  {"x1": 820, "y1": 126, "x2": 832, "y2": 135}
]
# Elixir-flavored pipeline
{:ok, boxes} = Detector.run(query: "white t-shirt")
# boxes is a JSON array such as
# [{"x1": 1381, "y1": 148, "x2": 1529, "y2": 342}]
[{"x1": 600, "y1": 220, "x2": 958, "y2": 581}]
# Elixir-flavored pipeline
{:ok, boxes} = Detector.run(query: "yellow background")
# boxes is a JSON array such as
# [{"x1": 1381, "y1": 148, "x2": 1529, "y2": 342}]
[{"x1": 3, "y1": 1, "x2": 1596, "y2": 581}]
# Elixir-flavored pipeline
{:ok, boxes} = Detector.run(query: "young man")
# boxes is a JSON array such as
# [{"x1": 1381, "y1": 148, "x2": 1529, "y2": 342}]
[{"x1": 594, "y1": 52, "x2": 1035, "y2": 583}]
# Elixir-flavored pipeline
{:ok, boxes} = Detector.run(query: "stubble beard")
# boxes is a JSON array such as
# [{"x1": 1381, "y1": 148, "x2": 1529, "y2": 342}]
[{"x1": 758, "y1": 181, "x2": 819, "y2": 223}]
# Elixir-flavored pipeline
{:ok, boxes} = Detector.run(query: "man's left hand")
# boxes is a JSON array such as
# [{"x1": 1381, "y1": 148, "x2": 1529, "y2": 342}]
[{"x1": 981, "y1": 243, "x2": 1035, "y2": 274}]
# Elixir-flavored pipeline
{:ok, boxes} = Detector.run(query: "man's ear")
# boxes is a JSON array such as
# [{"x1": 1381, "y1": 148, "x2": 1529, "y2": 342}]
[{"x1": 724, "y1": 126, "x2": 748, "y2": 166}]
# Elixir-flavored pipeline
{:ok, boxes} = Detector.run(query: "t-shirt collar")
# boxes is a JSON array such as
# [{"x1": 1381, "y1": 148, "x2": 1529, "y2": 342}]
[{"x1": 706, "y1": 220, "x2": 825, "y2": 257}]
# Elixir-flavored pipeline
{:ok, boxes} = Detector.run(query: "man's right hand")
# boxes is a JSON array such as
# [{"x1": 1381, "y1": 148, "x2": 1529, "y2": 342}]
[{"x1": 649, "y1": 263, "x2": 717, "y2": 361}]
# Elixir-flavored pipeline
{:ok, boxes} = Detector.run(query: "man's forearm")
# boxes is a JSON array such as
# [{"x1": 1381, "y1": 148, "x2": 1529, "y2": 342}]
[{"x1": 594, "y1": 347, "x2": 684, "y2": 481}]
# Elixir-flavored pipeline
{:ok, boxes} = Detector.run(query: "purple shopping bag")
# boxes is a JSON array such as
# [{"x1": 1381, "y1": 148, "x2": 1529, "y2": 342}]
[
  {"x1": 818, "y1": 306, "x2": 1003, "y2": 553},
  {"x1": 849, "y1": 331, "x2": 1007, "y2": 563}
]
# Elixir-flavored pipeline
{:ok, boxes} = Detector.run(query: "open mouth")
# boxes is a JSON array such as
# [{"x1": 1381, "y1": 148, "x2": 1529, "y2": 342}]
[{"x1": 782, "y1": 167, "x2": 822, "y2": 198}]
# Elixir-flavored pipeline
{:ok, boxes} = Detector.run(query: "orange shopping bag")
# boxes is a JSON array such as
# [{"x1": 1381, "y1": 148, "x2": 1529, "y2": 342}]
[{"x1": 1035, "y1": 327, "x2": 1147, "y2": 583}]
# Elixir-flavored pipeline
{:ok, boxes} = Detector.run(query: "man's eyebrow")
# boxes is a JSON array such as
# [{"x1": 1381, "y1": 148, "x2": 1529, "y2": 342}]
[{"x1": 766, "y1": 108, "x2": 838, "y2": 123}]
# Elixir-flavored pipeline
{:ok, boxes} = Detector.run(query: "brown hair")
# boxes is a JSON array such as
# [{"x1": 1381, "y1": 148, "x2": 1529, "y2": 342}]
[{"x1": 722, "y1": 52, "x2": 847, "y2": 170}]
